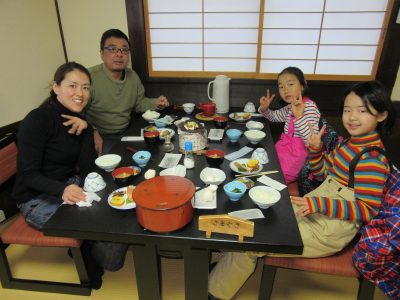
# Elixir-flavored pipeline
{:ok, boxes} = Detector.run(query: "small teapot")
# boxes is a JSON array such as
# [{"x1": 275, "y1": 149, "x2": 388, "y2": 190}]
[{"x1": 244, "y1": 102, "x2": 256, "y2": 113}]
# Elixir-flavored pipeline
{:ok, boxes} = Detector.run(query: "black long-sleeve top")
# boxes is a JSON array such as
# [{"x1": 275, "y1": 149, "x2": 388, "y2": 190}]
[{"x1": 13, "y1": 100, "x2": 97, "y2": 204}]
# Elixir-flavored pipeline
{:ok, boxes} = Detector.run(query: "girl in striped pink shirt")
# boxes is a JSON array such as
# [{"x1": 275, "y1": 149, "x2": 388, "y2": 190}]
[{"x1": 259, "y1": 67, "x2": 321, "y2": 183}]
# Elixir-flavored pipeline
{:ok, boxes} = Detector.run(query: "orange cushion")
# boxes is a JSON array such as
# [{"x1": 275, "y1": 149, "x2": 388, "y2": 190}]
[
  {"x1": 1, "y1": 215, "x2": 81, "y2": 248},
  {"x1": 0, "y1": 142, "x2": 17, "y2": 184},
  {"x1": 264, "y1": 245, "x2": 359, "y2": 277}
]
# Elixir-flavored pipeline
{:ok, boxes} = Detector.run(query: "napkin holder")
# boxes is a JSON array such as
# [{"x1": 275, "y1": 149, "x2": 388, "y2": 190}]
[{"x1": 198, "y1": 214, "x2": 254, "y2": 242}]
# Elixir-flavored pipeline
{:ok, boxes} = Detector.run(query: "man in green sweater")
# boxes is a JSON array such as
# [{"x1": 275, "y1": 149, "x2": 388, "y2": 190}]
[{"x1": 87, "y1": 29, "x2": 169, "y2": 154}]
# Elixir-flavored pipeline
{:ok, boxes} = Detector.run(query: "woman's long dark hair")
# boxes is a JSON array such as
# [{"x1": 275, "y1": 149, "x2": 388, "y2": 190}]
[{"x1": 41, "y1": 62, "x2": 91, "y2": 106}]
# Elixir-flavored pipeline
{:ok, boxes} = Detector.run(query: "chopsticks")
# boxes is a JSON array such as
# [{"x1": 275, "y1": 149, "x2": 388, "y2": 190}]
[
  {"x1": 235, "y1": 170, "x2": 279, "y2": 178},
  {"x1": 127, "y1": 146, "x2": 137, "y2": 153}
]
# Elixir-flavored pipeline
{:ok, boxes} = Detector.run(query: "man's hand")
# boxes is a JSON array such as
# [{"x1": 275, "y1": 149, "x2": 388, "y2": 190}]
[
  {"x1": 93, "y1": 130, "x2": 103, "y2": 155},
  {"x1": 259, "y1": 89, "x2": 275, "y2": 113},
  {"x1": 61, "y1": 114, "x2": 88, "y2": 135},
  {"x1": 291, "y1": 92, "x2": 305, "y2": 119},
  {"x1": 156, "y1": 96, "x2": 169, "y2": 109},
  {"x1": 62, "y1": 184, "x2": 86, "y2": 205}
]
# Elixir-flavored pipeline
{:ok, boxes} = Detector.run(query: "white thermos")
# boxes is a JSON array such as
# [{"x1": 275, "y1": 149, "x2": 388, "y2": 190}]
[{"x1": 207, "y1": 75, "x2": 230, "y2": 113}]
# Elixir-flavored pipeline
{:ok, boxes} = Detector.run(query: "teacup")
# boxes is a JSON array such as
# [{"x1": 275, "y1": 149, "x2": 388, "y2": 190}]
[
  {"x1": 252, "y1": 148, "x2": 269, "y2": 164},
  {"x1": 244, "y1": 101, "x2": 256, "y2": 113},
  {"x1": 84, "y1": 172, "x2": 106, "y2": 192},
  {"x1": 183, "y1": 103, "x2": 195, "y2": 114}
]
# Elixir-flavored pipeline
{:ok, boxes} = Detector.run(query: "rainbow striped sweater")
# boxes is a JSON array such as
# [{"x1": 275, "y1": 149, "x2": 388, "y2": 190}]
[{"x1": 306, "y1": 131, "x2": 390, "y2": 223}]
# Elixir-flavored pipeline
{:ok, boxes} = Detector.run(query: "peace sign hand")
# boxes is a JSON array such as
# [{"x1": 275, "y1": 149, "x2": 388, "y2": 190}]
[
  {"x1": 291, "y1": 92, "x2": 305, "y2": 119},
  {"x1": 306, "y1": 122, "x2": 326, "y2": 149},
  {"x1": 259, "y1": 89, "x2": 275, "y2": 113}
]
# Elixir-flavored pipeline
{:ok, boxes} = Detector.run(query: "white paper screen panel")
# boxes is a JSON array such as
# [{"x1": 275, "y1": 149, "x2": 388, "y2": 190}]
[
  {"x1": 152, "y1": 58, "x2": 202, "y2": 71},
  {"x1": 204, "y1": 13, "x2": 259, "y2": 28},
  {"x1": 150, "y1": 29, "x2": 202, "y2": 43},
  {"x1": 320, "y1": 30, "x2": 381, "y2": 45},
  {"x1": 325, "y1": 0, "x2": 388, "y2": 11},
  {"x1": 204, "y1": 59, "x2": 256, "y2": 72},
  {"x1": 204, "y1": 29, "x2": 258, "y2": 43},
  {"x1": 316, "y1": 61, "x2": 373, "y2": 75},
  {"x1": 318, "y1": 46, "x2": 376, "y2": 60},
  {"x1": 149, "y1": 14, "x2": 202, "y2": 28},
  {"x1": 262, "y1": 29, "x2": 320, "y2": 44},
  {"x1": 263, "y1": 13, "x2": 322, "y2": 28},
  {"x1": 323, "y1": 13, "x2": 386, "y2": 28},
  {"x1": 265, "y1": 0, "x2": 324, "y2": 12},
  {"x1": 148, "y1": 0, "x2": 201, "y2": 13},
  {"x1": 151, "y1": 44, "x2": 202, "y2": 58},
  {"x1": 261, "y1": 60, "x2": 315, "y2": 74},
  {"x1": 262, "y1": 45, "x2": 317, "y2": 59},
  {"x1": 205, "y1": 44, "x2": 257, "y2": 58},
  {"x1": 204, "y1": 0, "x2": 260, "y2": 12}
]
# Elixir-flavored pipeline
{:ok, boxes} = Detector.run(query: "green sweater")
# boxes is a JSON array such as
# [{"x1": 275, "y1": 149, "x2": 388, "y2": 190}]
[{"x1": 86, "y1": 64, "x2": 157, "y2": 134}]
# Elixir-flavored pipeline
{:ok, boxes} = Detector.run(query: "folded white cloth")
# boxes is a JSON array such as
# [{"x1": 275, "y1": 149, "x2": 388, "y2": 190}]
[
  {"x1": 63, "y1": 192, "x2": 101, "y2": 207},
  {"x1": 121, "y1": 136, "x2": 144, "y2": 141},
  {"x1": 257, "y1": 175, "x2": 287, "y2": 191}
]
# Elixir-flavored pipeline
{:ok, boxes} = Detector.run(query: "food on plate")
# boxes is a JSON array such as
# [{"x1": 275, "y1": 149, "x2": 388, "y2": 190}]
[
  {"x1": 126, "y1": 186, "x2": 135, "y2": 204},
  {"x1": 247, "y1": 159, "x2": 259, "y2": 171},
  {"x1": 183, "y1": 120, "x2": 200, "y2": 131},
  {"x1": 233, "y1": 112, "x2": 251, "y2": 120},
  {"x1": 143, "y1": 110, "x2": 159, "y2": 119},
  {"x1": 242, "y1": 112, "x2": 251, "y2": 119},
  {"x1": 236, "y1": 177, "x2": 255, "y2": 189},
  {"x1": 110, "y1": 191, "x2": 125, "y2": 206},
  {"x1": 160, "y1": 129, "x2": 171, "y2": 137},
  {"x1": 234, "y1": 161, "x2": 250, "y2": 172}
]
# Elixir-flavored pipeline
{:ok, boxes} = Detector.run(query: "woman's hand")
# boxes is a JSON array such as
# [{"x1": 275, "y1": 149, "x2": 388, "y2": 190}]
[
  {"x1": 290, "y1": 196, "x2": 311, "y2": 217},
  {"x1": 291, "y1": 92, "x2": 305, "y2": 119},
  {"x1": 156, "y1": 96, "x2": 170, "y2": 109},
  {"x1": 62, "y1": 184, "x2": 86, "y2": 205},
  {"x1": 306, "y1": 122, "x2": 326, "y2": 149},
  {"x1": 61, "y1": 114, "x2": 88, "y2": 135},
  {"x1": 259, "y1": 89, "x2": 275, "y2": 113},
  {"x1": 93, "y1": 130, "x2": 103, "y2": 155}
]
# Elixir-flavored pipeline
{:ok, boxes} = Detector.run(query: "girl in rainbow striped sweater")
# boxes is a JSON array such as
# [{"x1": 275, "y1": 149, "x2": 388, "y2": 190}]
[{"x1": 208, "y1": 81, "x2": 396, "y2": 300}]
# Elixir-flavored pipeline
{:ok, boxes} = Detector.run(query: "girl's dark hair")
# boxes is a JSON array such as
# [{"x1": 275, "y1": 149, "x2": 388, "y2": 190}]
[
  {"x1": 344, "y1": 80, "x2": 396, "y2": 134},
  {"x1": 100, "y1": 29, "x2": 130, "y2": 50},
  {"x1": 42, "y1": 62, "x2": 91, "y2": 106},
  {"x1": 278, "y1": 66, "x2": 308, "y2": 96}
]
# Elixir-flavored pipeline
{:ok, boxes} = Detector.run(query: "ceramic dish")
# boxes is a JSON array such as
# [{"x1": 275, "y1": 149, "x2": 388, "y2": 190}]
[
  {"x1": 235, "y1": 177, "x2": 255, "y2": 189},
  {"x1": 229, "y1": 112, "x2": 252, "y2": 122},
  {"x1": 159, "y1": 128, "x2": 175, "y2": 140},
  {"x1": 107, "y1": 186, "x2": 136, "y2": 210},
  {"x1": 229, "y1": 158, "x2": 262, "y2": 175}
]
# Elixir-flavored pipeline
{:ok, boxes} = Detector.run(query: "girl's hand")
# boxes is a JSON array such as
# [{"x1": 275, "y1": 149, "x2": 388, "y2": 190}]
[
  {"x1": 306, "y1": 122, "x2": 326, "y2": 149},
  {"x1": 290, "y1": 196, "x2": 310, "y2": 217},
  {"x1": 291, "y1": 92, "x2": 305, "y2": 119},
  {"x1": 62, "y1": 184, "x2": 86, "y2": 205},
  {"x1": 62, "y1": 115, "x2": 88, "y2": 135},
  {"x1": 259, "y1": 89, "x2": 275, "y2": 113}
]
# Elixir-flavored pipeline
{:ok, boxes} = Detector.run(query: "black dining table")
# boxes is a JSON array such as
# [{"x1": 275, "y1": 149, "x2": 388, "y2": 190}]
[{"x1": 42, "y1": 107, "x2": 303, "y2": 300}]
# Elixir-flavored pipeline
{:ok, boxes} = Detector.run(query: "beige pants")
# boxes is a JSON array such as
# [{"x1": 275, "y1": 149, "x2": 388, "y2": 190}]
[{"x1": 209, "y1": 175, "x2": 360, "y2": 299}]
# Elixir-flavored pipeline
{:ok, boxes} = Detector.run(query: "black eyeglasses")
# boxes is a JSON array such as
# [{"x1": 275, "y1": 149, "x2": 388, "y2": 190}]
[{"x1": 103, "y1": 46, "x2": 130, "y2": 55}]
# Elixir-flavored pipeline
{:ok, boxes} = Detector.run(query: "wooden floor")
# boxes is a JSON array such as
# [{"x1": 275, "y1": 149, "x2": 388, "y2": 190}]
[{"x1": 0, "y1": 244, "x2": 390, "y2": 300}]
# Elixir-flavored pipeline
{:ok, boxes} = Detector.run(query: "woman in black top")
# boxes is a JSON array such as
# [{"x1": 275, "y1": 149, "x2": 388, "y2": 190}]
[{"x1": 13, "y1": 62, "x2": 128, "y2": 289}]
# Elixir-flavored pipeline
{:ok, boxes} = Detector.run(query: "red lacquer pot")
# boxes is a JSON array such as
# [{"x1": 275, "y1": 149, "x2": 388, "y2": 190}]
[{"x1": 131, "y1": 176, "x2": 195, "y2": 233}]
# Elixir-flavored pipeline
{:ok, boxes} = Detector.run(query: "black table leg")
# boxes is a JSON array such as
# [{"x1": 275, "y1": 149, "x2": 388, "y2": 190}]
[
  {"x1": 183, "y1": 247, "x2": 210, "y2": 300},
  {"x1": 131, "y1": 243, "x2": 161, "y2": 300}
]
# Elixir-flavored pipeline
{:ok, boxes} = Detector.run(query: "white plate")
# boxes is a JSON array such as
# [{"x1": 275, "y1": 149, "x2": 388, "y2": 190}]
[
  {"x1": 107, "y1": 186, "x2": 136, "y2": 210},
  {"x1": 229, "y1": 158, "x2": 262, "y2": 175},
  {"x1": 229, "y1": 112, "x2": 252, "y2": 122}
]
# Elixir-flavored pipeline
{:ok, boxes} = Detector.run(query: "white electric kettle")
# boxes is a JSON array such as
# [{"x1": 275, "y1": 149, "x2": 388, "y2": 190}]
[{"x1": 207, "y1": 75, "x2": 230, "y2": 113}]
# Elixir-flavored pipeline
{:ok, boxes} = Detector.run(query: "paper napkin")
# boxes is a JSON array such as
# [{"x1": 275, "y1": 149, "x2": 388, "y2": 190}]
[
  {"x1": 225, "y1": 146, "x2": 253, "y2": 161},
  {"x1": 228, "y1": 209, "x2": 265, "y2": 220},
  {"x1": 64, "y1": 192, "x2": 101, "y2": 207},
  {"x1": 159, "y1": 153, "x2": 182, "y2": 168},
  {"x1": 257, "y1": 175, "x2": 287, "y2": 191}
]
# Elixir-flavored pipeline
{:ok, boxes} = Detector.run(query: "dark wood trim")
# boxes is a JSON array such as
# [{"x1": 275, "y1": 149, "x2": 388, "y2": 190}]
[{"x1": 54, "y1": 0, "x2": 68, "y2": 63}]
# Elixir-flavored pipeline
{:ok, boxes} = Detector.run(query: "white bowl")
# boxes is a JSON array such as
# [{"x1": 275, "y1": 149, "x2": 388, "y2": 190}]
[
  {"x1": 95, "y1": 154, "x2": 121, "y2": 172},
  {"x1": 246, "y1": 120, "x2": 264, "y2": 130},
  {"x1": 244, "y1": 130, "x2": 266, "y2": 144},
  {"x1": 142, "y1": 110, "x2": 160, "y2": 123},
  {"x1": 249, "y1": 186, "x2": 281, "y2": 209},
  {"x1": 200, "y1": 167, "x2": 226, "y2": 185},
  {"x1": 84, "y1": 172, "x2": 106, "y2": 192},
  {"x1": 183, "y1": 103, "x2": 195, "y2": 114}
]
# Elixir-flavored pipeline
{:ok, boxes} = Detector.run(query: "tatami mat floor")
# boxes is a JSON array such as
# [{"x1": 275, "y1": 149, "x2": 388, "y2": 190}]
[{"x1": 0, "y1": 244, "x2": 390, "y2": 300}]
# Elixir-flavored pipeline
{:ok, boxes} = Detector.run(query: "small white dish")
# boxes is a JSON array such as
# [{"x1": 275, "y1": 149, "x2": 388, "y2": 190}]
[
  {"x1": 159, "y1": 164, "x2": 187, "y2": 177},
  {"x1": 200, "y1": 167, "x2": 226, "y2": 185},
  {"x1": 84, "y1": 172, "x2": 106, "y2": 192}
]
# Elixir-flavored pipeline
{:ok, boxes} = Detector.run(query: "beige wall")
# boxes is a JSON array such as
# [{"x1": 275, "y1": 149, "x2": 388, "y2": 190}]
[
  {"x1": 58, "y1": 0, "x2": 128, "y2": 68},
  {"x1": 392, "y1": 67, "x2": 400, "y2": 101},
  {"x1": 0, "y1": 0, "x2": 65, "y2": 127}
]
